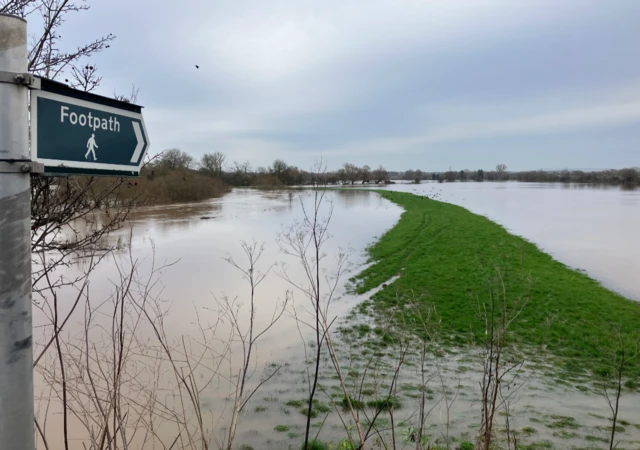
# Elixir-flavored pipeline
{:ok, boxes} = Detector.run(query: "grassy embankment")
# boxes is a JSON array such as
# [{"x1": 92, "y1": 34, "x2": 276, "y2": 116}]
[{"x1": 353, "y1": 191, "x2": 640, "y2": 382}]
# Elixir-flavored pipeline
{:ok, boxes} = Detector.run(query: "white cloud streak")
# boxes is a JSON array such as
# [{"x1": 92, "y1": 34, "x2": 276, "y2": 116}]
[{"x1": 319, "y1": 95, "x2": 640, "y2": 157}]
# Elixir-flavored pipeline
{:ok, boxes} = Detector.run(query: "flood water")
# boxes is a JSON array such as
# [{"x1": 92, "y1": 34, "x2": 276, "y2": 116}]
[
  {"x1": 32, "y1": 189, "x2": 404, "y2": 449},
  {"x1": 33, "y1": 183, "x2": 640, "y2": 449}
]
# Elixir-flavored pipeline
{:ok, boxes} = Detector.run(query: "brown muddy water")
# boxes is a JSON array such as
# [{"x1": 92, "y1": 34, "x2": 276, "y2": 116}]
[{"x1": 33, "y1": 187, "x2": 640, "y2": 449}]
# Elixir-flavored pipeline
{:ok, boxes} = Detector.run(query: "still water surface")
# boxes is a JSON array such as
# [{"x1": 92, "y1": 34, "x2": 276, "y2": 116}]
[{"x1": 33, "y1": 189, "x2": 404, "y2": 449}]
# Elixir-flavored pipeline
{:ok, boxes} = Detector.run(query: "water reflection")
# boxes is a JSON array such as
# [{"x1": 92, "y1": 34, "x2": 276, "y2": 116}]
[{"x1": 332, "y1": 189, "x2": 372, "y2": 209}]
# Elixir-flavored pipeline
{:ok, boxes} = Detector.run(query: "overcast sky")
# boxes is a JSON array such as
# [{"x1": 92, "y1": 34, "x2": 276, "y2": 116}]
[{"x1": 57, "y1": 0, "x2": 640, "y2": 171}]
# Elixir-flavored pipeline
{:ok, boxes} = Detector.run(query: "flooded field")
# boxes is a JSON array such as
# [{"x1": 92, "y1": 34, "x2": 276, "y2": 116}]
[
  {"x1": 32, "y1": 186, "x2": 640, "y2": 449},
  {"x1": 383, "y1": 181, "x2": 640, "y2": 301}
]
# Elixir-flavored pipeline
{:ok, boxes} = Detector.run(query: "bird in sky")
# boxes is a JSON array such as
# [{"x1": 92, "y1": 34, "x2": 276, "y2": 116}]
[{"x1": 195, "y1": 65, "x2": 200, "y2": 69}]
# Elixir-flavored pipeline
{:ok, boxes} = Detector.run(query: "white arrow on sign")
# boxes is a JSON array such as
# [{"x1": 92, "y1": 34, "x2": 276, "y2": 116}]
[{"x1": 130, "y1": 122, "x2": 144, "y2": 163}]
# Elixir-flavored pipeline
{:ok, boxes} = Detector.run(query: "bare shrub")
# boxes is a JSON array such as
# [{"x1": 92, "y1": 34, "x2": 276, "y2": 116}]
[{"x1": 475, "y1": 261, "x2": 531, "y2": 450}]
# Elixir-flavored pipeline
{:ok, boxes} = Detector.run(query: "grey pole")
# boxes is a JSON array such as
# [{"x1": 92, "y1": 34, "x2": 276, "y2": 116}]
[{"x1": 0, "y1": 13, "x2": 35, "y2": 449}]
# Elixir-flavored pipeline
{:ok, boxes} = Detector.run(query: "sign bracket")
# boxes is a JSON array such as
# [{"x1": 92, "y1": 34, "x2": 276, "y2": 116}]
[
  {"x1": 0, "y1": 69, "x2": 37, "y2": 87},
  {"x1": 0, "y1": 159, "x2": 45, "y2": 174}
]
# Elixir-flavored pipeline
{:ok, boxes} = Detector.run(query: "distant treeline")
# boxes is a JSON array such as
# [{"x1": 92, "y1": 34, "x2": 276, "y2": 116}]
[
  {"x1": 158, "y1": 149, "x2": 393, "y2": 188},
  {"x1": 512, "y1": 168, "x2": 639, "y2": 184},
  {"x1": 94, "y1": 150, "x2": 638, "y2": 207},
  {"x1": 432, "y1": 165, "x2": 639, "y2": 185},
  {"x1": 190, "y1": 151, "x2": 640, "y2": 187}
]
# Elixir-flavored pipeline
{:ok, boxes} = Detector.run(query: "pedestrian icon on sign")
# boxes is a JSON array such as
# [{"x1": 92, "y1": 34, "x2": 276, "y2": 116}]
[{"x1": 85, "y1": 133, "x2": 98, "y2": 161}]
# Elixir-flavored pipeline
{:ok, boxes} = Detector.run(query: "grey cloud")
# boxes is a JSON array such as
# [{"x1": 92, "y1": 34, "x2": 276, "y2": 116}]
[{"x1": 57, "y1": 0, "x2": 640, "y2": 170}]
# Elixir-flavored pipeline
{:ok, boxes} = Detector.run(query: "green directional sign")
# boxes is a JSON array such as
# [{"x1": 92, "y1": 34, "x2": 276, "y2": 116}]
[{"x1": 31, "y1": 79, "x2": 150, "y2": 176}]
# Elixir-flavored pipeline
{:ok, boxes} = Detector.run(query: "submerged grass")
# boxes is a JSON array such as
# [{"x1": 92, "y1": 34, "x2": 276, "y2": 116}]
[
  {"x1": 546, "y1": 415, "x2": 580, "y2": 430},
  {"x1": 366, "y1": 397, "x2": 402, "y2": 410},
  {"x1": 340, "y1": 395, "x2": 365, "y2": 410},
  {"x1": 295, "y1": 399, "x2": 332, "y2": 418},
  {"x1": 353, "y1": 191, "x2": 640, "y2": 380}
]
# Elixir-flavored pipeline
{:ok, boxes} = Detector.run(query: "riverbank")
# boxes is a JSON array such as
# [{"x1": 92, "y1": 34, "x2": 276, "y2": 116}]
[{"x1": 353, "y1": 191, "x2": 640, "y2": 383}]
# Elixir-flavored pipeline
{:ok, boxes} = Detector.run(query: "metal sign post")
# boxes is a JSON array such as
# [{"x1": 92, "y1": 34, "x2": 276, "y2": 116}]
[
  {"x1": 0, "y1": 13, "x2": 35, "y2": 450},
  {"x1": 0, "y1": 12, "x2": 150, "y2": 448}
]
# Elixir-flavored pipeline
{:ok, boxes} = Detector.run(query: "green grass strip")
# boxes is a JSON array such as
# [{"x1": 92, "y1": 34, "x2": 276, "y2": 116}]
[{"x1": 353, "y1": 191, "x2": 640, "y2": 380}]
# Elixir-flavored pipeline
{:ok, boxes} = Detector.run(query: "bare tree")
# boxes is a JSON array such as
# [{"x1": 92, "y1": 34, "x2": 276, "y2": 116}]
[
  {"x1": 342, "y1": 163, "x2": 359, "y2": 185},
  {"x1": 402, "y1": 170, "x2": 416, "y2": 183},
  {"x1": 278, "y1": 161, "x2": 367, "y2": 449},
  {"x1": 35, "y1": 250, "x2": 170, "y2": 450},
  {"x1": 410, "y1": 301, "x2": 440, "y2": 450},
  {"x1": 219, "y1": 241, "x2": 289, "y2": 450},
  {"x1": 495, "y1": 164, "x2": 508, "y2": 181},
  {"x1": 360, "y1": 165, "x2": 371, "y2": 184},
  {"x1": 372, "y1": 165, "x2": 389, "y2": 184},
  {"x1": 201, "y1": 152, "x2": 226, "y2": 176},
  {"x1": 277, "y1": 162, "x2": 421, "y2": 450},
  {"x1": 234, "y1": 160, "x2": 252, "y2": 176},
  {"x1": 229, "y1": 160, "x2": 252, "y2": 185},
  {"x1": 1, "y1": 0, "x2": 115, "y2": 79},
  {"x1": 476, "y1": 262, "x2": 531, "y2": 450},
  {"x1": 271, "y1": 159, "x2": 289, "y2": 176},
  {"x1": 0, "y1": 0, "x2": 31, "y2": 14},
  {"x1": 158, "y1": 149, "x2": 194, "y2": 171},
  {"x1": 598, "y1": 327, "x2": 639, "y2": 450},
  {"x1": 69, "y1": 63, "x2": 102, "y2": 92}
]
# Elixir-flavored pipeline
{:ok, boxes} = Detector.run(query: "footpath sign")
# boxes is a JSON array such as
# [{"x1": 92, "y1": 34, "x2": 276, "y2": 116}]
[{"x1": 31, "y1": 77, "x2": 150, "y2": 176}]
